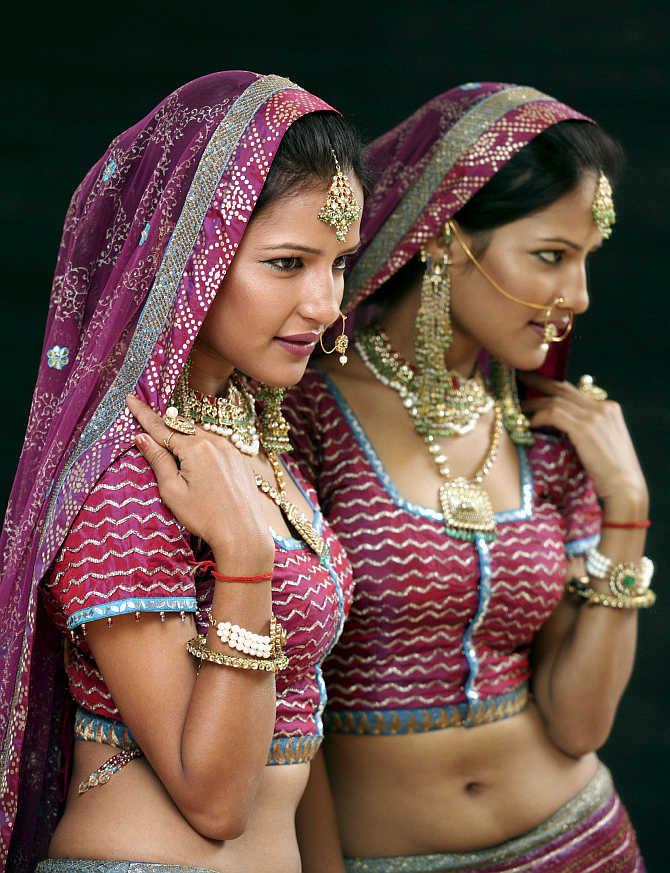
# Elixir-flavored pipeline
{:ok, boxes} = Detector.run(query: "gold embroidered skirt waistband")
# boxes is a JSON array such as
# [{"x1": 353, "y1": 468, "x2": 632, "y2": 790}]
[{"x1": 324, "y1": 684, "x2": 529, "y2": 735}]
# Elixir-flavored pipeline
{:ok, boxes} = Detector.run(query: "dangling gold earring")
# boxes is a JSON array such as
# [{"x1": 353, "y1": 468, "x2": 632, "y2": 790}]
[
  {"x1": 489, "y1": 359, "x2": 534, "y2": 446},
  {"x1": 257, "y1": 385, "x2": 292, "y2": 453},
  {"x1": 320, "y1": 313, "x2": 349, "y2": 365},
  {"x1": 413, "y1": 243, "x2": 453, "y2": 436}
]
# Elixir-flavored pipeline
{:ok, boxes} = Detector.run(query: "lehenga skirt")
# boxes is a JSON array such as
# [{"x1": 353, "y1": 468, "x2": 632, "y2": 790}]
[
  {"x1": 35, "y1": 861, "x2": 217, "y2": 872},
  {"x1": 344, "y1": 763, "x2": 645, "y2": 872}
]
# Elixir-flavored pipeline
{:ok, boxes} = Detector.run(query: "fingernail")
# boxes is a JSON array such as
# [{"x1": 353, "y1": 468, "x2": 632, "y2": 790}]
[{"x1": 134, "y1": 434, "x2": 148, "y2": 450}]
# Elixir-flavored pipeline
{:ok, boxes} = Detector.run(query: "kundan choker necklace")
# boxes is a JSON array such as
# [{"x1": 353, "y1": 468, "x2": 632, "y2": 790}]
[
  {"x1": 165, "y1": 363, "x2": 325, "y2": 558},
  {"x1": 355, "y1": 324, "x2": 501, "y2": 541},
  {"x1": 355, "y1": 325, "x2": 493, "y2": 436},
  {"x1": 167, "y1": 361, "x2": 260, "y2": 455}
]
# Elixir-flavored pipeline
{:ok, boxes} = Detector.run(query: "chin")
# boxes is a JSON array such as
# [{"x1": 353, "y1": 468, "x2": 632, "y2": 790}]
[{"x1": 242, "y1": 361, "x2": 310, "y2": 389}]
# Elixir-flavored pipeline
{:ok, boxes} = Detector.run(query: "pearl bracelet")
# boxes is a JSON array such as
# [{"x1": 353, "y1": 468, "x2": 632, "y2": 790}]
[
  {"x1": 216, "y1": 621, "x2": 271, "y2": 658},
  {"x1": 585, "y1": 547, "x2": 612, "y2": 579}
]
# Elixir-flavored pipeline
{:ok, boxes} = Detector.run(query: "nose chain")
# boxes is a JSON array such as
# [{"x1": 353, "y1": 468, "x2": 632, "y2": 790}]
[{"x1": 447, "y1": 220, "x2": 574, "y2": 349}]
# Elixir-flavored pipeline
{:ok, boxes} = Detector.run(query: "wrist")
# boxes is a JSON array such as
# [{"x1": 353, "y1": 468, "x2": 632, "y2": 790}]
[{"x1": 210, "y1": 548, "x2": 274, "y2": 578}]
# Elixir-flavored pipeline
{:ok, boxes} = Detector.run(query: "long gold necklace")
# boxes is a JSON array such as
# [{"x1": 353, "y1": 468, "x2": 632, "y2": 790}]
[
  {"x1": 167, "y1": 364, "x2": 325, "y2": 558},
  {"x1": 355, "y1": 325, "x2": 501, "y2": 541},
  {"x1": 255, "y1": 453, "x2": 326, "y2": 560}
]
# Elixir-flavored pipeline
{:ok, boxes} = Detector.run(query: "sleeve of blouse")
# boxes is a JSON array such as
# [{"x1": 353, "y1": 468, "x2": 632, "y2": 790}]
[
  {"x1": 284, "y1": 370, "x2": 323, "y2": 487},
  {"x1": 557, "y1": 437, "x2": 602, "y2": 557},
  {"x1": 45, "y1": 447, "x2": 197, "y2": 630}
]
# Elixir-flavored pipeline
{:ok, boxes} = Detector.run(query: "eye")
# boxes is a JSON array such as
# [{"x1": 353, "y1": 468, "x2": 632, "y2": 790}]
[
  {"x1": 534, "y1": 250, "x2": 564, "y2": 265},
  {"x1": 265, "y1": 257, "x2": 303, "y2": 272},
  {"x1": 333, "y1": 255, "x2": 348, "y2": 272}
]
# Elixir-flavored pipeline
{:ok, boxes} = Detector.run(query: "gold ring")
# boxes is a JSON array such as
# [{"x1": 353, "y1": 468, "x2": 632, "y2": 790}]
[
  {"x1": 578, "y1": 374, "x2": 608, "y2": 401},
  {"x1": 163, "y1": 431, "x2": 176, "y2": 451}
]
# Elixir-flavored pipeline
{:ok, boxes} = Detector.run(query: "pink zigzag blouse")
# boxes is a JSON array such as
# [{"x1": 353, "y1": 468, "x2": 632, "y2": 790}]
[
  {"x1": 44, "y1": 446, "x2": 354, "y2": 764},
  {"x1": 286, "y1": 368, "x2": 602, "y2": 735}
]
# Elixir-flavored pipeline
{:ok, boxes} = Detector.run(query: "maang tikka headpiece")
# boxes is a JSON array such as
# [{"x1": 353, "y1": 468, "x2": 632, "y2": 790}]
[
  {"x1": 592, "y1": 171, "x2": 616, "y2": 239},
  {"x1": 318, "y1": 150, "x2": 361, "y2": 242}
]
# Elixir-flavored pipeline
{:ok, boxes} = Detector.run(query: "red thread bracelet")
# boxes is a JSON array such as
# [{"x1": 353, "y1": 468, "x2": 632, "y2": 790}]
[
  {"x1": 212, "y1": 571, "x2": 273, "y2": 583},
  {"x1": 189, "y1": 561, "x2": 272, "y2": 582},
  {"x1": 601, "y1": 520, "x2": 651, "y2": 530}
]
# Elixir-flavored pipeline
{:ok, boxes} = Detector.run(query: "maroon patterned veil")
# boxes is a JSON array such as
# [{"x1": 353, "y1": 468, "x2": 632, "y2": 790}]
[
  {"x1": 0, "y1": 70, "x2": 334, "y2": 871},
  {"x1": 343, "y1": 81, "x2": 591, "y2": 382}
]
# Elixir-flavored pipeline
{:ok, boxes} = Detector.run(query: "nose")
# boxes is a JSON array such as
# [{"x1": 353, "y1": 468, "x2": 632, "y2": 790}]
[
  {"x1": 298, "y1": 269, "x2": 343, "y2": 329},
  {"x1": 563, "y1": 261, "x2": 590, "y2": 315}
]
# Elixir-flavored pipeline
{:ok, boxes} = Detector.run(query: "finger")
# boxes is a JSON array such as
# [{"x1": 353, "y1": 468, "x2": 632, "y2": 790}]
[
  {"x1": 522, "y1": 395, "x2": 587, "y2": 415},
  {"x1": 134, "y1": 432, "x2": 181, "y2": 486},
  {"x1": 127, "y1": 394, "x2": 188, "y2": 455},
  {"x1": 528, "y1": 404, "x2": 582, "y2": 434}
]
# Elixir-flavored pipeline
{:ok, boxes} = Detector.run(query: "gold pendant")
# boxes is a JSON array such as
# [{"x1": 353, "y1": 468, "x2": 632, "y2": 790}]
[{"x1": 439, "y1": 478, "x2": 496, "y2": 540}]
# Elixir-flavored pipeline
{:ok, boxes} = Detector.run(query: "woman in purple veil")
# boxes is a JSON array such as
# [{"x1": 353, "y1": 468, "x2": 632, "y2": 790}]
[
  {"x1": 0, "y1": 71, "x2": 365, "y2": 872},
  {"x1": 289, "y1": 84, "x2": 649, "y2": 871}
]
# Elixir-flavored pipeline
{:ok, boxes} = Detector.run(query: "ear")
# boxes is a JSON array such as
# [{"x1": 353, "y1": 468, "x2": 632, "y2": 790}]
[{"x1": 422, "y1": 222, "x2": 454, "y2": 263}]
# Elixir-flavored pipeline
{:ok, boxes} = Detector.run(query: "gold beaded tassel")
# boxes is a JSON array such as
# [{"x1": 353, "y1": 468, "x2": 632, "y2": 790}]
[
  {"x1": 257, "y1": 385, "x2": 292, "y2": 453},
  {"x1": 489, "y1": 359, "x2": 534, "y2": 446},
  {"x1": 414, "y1": 245, "x2": 453, "y2": 437}
]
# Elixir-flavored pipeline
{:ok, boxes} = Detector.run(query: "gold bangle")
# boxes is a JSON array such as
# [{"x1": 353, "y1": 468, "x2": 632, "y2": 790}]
[
  {"x1": 584, "y1": 589, "x2": 656, "y2": 609},
  {"x1": 186, "y1": 635, "x2": 289, "y2": 672},
  {"x1": 565, "y1": 577, "x2": 656, "y2": 609}
]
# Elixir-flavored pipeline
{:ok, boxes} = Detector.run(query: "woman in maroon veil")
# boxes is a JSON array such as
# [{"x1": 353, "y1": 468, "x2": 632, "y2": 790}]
[
  {"x1": 289, "y1": 83, "x2": 649, "y2": 872},
  {"x1": 0, "y1": 71, "x2": 365, "y2": 872}
]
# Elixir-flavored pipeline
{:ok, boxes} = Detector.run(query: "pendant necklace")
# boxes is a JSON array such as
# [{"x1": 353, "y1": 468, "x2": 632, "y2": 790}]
[
  {"x1": 355, "y1": 324, "x2": 501, "y2": 541},
  {"x1": 355, "y1": 324, "x2": 493, "y2": 436}
]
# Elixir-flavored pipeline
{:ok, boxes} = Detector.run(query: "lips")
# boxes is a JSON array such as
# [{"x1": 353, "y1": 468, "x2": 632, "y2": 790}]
[
  {"x1": 273, "y1": 332, "x2": 319, "y2": 357},
  {"x1": 277, "y1": 332, "x2": 320, "y2": 343}
]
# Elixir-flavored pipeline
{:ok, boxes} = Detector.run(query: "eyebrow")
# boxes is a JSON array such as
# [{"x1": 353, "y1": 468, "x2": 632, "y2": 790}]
[
  {"x1": 261, "y1": 242, "x2": 361, "y2": 255},
  {"x1": 538, "y1": 237, "x2": 581, "y2": 251}
]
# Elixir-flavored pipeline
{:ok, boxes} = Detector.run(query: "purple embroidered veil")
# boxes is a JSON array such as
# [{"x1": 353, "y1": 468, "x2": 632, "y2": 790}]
[
  {"x1": 0, "y1": 70, "x2": 334, "y2": 871},
  {"x1": 342, "y1": 81, "x2": 592, "y2": 378}
]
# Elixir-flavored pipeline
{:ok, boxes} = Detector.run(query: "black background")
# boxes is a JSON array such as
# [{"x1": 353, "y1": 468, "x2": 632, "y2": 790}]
[{"x1": 4, "y1": 2, "x2": 668, "y2": 867}]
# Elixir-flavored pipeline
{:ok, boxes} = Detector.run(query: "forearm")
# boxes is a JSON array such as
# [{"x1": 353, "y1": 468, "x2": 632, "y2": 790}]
[
  {"x1": 176, "y1": 549, "x2": 276, "y2": 835},
  {"x1": 536, "y1": 601, "x2": 637, "y2": 755},
  {"x1": 536, "y1": 498, "x2": 649, "y2": 756},
  {"x1": 96, "y1": 547, "x2": 277, "y2": 839},
  {"x1": 296, "y1": 748, "x2": 346, "y2": 873}
]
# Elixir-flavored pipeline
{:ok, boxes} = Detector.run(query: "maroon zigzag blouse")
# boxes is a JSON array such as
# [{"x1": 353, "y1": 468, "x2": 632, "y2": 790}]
[
  {"x1": 44, "y1": 446, "x2": 354, "y2": 764},
  {"x1": 286, "y1": 368, "x2": 602, "y2": 735}
]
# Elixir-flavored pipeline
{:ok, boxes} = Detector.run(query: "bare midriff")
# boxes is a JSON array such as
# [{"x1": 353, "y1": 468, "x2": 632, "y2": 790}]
[
  {"x1": 49, "y1": 741, "x2": 310, "y2": 873},
  {"x1": 324, "y1": 702, "x2": 598, "y2": 856}
]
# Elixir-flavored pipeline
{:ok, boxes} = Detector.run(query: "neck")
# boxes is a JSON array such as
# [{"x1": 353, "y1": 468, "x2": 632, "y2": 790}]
[
  {"x1": 188, "y1": 341, "x2": 235, "y2": 395},
  {"x1": 380, "y1": 271, "x2": 481, "y2": 378}
]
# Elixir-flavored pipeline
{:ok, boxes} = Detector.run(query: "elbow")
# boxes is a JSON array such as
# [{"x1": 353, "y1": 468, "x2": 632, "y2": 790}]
[
  {"x1": 179, "y1": 798, "x2": 251, "y2": 841},
  {"x1": 546, "y1": 716, "x2": 614, "y2": 759}
]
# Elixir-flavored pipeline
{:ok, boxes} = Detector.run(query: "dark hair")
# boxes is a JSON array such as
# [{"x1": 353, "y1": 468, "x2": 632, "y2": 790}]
[
  {"x1": 254, "y1": 110, "x2": 367, "y2": 213},
  {"x1": 455, "y1": 120, "x2": 624, "y2": 235}
]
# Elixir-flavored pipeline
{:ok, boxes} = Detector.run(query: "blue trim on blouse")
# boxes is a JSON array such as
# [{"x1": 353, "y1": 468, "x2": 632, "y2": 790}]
[
  {"x1": 74, "y1": 707, "x2": 138, "y2": 750},
  {"x1": 565, "y1": 532, "x2": 600, "y2": 557},
  {"x1": 67, "y1": 596, "x2": 198, "y2": 630},
  {"x1": 462, "y1": 537, "x2": 493, "y2": 720},
  {"x1": 268, "y1": 454, "x2": 345, "y2": 741},
  {"x1": 324, "y1": 683, "x2": 529, "y2": 735},
  {"x1": 318, "y1": 369, "x2": 533, "y2": 524}
]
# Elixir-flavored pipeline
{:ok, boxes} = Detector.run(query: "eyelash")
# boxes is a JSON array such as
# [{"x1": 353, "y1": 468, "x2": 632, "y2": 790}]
[
  {"x1": 534, "y1": 250, "x2": 564, "y2": 265},
  {"x1": 265, "y1": 256, "x2": 348, "y2": 272}
]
